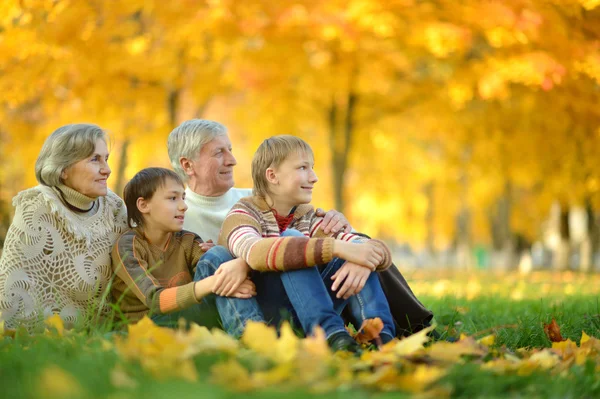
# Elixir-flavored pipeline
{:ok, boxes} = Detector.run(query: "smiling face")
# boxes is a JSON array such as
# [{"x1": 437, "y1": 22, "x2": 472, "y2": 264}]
[
  {"x1": 139, "y1": 178, "x2": 188, "y2": 233},
  {"x1": 267, "y1": 151, "x2": 318, "y2": 213},
  {"x1": 186, "y1": 134, "x2": 237, "y2": 197},
  {"x1": 61, "y1": 139, "x2": 111, "y2": 198}
]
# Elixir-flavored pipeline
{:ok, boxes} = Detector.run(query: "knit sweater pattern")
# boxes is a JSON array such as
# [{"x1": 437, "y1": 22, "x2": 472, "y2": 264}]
[
  {"x1": 218, "y1": 196, "x2": 392, "y2": 272},
  {"x1": 0, "y1": 185, "x2": 128, "y2": 332}
]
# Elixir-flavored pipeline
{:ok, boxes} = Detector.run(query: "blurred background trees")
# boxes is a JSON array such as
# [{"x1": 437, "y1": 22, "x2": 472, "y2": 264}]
[{"x1": 1, "y1": 0, "x2": 599, "y2": 270}]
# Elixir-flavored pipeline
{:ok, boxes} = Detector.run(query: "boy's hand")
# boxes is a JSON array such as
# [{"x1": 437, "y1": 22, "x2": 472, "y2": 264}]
[
  {"x1": 230, "y1": 279, "x2": 257, "y2": 299},
  {"x1": 200, "y1": 239, "x2": 216, "y2": 252},
  {"x1": 213, "y1": 258, "x2": 250, "y2": 296},
  {"x1": 331, "y1": 261, "x2": 371, "y2": 299},
  {"x1": 333, "y1": 241, "x2": 383, "y2": 270},
  {"x1": 315, "y1": 208, "x2": 352, "y2": 235}
]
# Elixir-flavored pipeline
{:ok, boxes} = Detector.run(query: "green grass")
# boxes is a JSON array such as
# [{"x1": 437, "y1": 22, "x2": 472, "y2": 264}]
[{"x1": 2, "y1": 291, "x2": 600, "y2": 398}]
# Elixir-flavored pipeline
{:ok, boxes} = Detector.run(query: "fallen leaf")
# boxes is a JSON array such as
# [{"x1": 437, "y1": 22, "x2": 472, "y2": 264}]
[
  {"x1": 394, "y1": 324, "x2": 434, "y2": 356},
  {"x1": 477, "y1": 334, "x2": 495, "y2": 347},
  {"x1": 354, "y1": 318, "x2": 384, "y2": 344},
  {"x1": 543, "y1": 319, "x2": 565, "y2": 342},
  {"x1": 44, "y1": 314, "x2": 64, "y2": 336}
]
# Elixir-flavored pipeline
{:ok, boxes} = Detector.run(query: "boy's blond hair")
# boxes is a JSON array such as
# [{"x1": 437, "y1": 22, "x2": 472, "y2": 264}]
[{"x1": 252, "y1": 135, "x2": 314, "y2": 198}]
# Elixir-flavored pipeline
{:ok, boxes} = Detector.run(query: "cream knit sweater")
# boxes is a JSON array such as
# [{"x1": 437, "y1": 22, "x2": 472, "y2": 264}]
[{"x1": 0, "y1": 184, "x2": 128, "y2": 332}]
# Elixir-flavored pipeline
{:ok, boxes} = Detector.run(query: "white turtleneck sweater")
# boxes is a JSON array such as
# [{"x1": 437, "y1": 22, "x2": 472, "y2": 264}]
[{"x1": 183, "y1": 187, "x2": 252, "y2": 242}]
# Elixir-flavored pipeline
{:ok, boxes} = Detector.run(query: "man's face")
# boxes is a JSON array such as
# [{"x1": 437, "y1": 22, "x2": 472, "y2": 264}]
[{"x1": 187, "y1": 134, "x2": 237, "y2": 196}]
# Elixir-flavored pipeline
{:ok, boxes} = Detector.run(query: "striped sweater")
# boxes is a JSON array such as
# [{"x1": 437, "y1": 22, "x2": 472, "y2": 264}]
[
  {"x1": 218, "y1": 196, "x2": 392, "y2": 272},
  {"x1": 110, "y1": 229, "x2": 205, "y2": 323}
]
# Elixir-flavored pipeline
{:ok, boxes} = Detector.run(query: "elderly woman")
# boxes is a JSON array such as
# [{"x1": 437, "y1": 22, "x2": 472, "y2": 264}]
[{"x1": 0, "y1": 124, "x2": 127, "y2": 332}]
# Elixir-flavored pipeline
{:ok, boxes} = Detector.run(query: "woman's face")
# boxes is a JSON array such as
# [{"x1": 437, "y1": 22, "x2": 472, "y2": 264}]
[{"x1": 61, "y1": 139, "x2": 111, "y2": 198}]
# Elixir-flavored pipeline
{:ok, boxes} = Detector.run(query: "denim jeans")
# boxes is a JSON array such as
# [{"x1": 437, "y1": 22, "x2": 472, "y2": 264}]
[
  {"x1": 253, "y1": 229, "x2": 396, "y2": 341},
  {"x1": 151, "y1": 245, "x2": 264, "y2": 337}
]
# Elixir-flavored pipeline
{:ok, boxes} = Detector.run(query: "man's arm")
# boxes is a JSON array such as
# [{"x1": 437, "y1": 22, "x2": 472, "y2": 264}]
[{"x1": 315, "y1": 208, "x2": 353, "y2": 234}]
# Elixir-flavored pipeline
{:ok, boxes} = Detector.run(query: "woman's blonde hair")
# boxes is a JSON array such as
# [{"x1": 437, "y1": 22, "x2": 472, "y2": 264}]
[
  {"x1": 251, "y1": 135, "x2": 314, "y2": 198},
  {"x1": 35, "y1": 124, "x2": 108, "y2": 187}
]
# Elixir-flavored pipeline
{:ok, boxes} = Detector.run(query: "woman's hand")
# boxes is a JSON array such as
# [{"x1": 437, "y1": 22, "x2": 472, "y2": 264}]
[
  {"x1": 331, "y1": 261, "x2": 371, "y2": 299},
  {"x1": 332, "y1": 241, "x2": 384, "y2": 270},
  {"x1": 212, "y1": 258, "x2": 250, "y2": 296}
]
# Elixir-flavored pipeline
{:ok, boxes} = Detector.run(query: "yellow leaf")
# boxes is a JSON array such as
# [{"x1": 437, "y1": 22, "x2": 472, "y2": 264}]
[
  {"x1": 477, "y1": 334, "x2": 495, "y2": 347},
  {"x1": 393, "y1": 324, "x2": 434, "y2": 356},
  {"x1": 581, "y1": 331, "x2": 591, "y2": 346},
  {"x1": 241, "y1": 321, "x2": 279, "y2": 360},
  {"x1": 44, "y1": 314, "x2": 64, "y2": 336},
  {"x1": 395, "y1": 365, "x2": 446, "y2": 393},
  {"x1": 37, "y1": 365, "x2": 83, "y2": 398},
  {"x1": 427, "y1": 337, "x2": 487, "y2": 363},
  {"x1": 211, "y1": 359, "x2": 255, "y2": 392}
]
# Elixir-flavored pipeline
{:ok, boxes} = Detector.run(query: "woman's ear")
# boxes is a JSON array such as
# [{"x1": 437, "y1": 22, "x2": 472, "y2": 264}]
[
  {"x1": 137, "y1": 197, "x2": 150, "y2": 214},
  {"x1": 265, "y1": 167, "x2": 278, "y2": 185}
]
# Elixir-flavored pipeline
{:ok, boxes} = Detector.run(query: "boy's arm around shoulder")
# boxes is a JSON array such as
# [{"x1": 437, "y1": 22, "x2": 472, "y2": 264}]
[{"x1": 111, "y1": 231, "x2": 201, "y2": 315}]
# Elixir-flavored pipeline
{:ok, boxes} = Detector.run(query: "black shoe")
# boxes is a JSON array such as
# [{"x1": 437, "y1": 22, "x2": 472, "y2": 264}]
[{"x1": 327, "y1": 332, "x2": 362, "y2": 353}]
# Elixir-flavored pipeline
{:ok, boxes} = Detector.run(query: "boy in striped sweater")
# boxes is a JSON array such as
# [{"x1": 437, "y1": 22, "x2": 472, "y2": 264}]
[
  {"x1": 111, "y1": 167, "x2": 264, "y2": 336},
  {"x1": 218, "y1": 136, "x2": 395, "y2": 352}
]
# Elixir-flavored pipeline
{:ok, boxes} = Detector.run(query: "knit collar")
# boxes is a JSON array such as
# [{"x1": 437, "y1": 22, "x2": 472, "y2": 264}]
[
  {"x1": 56, "y1": 184, "x2": 96, "y2": 212},
  {"x1": 250, "y1": 196, "x2": 313, "y2": 219}
]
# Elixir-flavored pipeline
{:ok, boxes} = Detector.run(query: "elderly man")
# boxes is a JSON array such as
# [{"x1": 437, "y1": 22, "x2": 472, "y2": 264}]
[{"x1": 167, "y1": 119, "x2": 435, "y2": 338}]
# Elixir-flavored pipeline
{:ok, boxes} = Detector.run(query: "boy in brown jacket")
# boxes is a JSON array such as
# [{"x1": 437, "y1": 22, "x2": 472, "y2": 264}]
[{"x1": 111, "y1": 167, "x2": 263, "y2": 336}]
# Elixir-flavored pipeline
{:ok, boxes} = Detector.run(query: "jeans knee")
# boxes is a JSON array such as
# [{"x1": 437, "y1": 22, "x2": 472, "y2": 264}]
[{"x1": 204, "y1": 245, "x2": 234, "y2": 264}]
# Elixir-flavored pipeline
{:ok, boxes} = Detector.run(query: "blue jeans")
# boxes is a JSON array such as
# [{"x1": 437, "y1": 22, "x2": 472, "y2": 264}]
[
  {"x1": 151, "y1": 246, "x2": 264, "y2": 337},
  {"x1": 253, "y1": 229, "x2": 395, "y2": 341}
]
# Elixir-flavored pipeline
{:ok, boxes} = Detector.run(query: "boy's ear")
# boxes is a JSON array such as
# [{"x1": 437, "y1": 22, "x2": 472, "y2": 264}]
[
  {"x1": 265, "y1": 167, "x2": 278, "y2": 185},
  {"x1": 136, "y1": 197, "x2": 151, "y2": 214},
  {"x1": 180, "y1": 157, "x2": 195, "y2": 177}
]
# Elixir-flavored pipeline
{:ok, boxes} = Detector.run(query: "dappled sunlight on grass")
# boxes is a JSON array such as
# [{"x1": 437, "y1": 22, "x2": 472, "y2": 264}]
[{"x1": 405, "y1": 270, "x2": 600, "y2": 300}]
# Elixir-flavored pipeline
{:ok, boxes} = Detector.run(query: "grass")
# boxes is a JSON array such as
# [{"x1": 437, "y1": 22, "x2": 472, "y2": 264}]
[{"x1": 2, "y1": 270, "x2": 600, "y2": 398}]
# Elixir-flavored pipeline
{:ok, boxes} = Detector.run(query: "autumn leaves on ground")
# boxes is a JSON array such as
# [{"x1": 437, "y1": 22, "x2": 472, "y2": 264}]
[{"x1": 2, "y1": 271, "x2": 600, "y2": 399}]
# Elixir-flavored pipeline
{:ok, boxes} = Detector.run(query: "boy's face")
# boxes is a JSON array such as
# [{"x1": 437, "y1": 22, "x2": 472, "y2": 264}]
[
  {"x1": 140, "y1": 178, "x2": 188, "y2": 233},
  {"x1": 269, "y1": 151, "x2": 318, "y2": 207}
]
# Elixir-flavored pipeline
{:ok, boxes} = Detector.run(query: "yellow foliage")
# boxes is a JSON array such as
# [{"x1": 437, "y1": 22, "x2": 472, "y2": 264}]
[
  {"x1": 44, "y1": 314, "x2": 65, "y2": 336},
  {"x1": 37, "y1": 365, "x2": 84, "y2": 398}
]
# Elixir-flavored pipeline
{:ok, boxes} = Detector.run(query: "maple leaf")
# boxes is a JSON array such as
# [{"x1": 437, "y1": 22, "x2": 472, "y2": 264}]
[
  {"x1": 354, "y1": 318, "x2": 384, "y2": 345},
  {"x1": 543, "y1": 319, "x2": 566, "y2": 342}
]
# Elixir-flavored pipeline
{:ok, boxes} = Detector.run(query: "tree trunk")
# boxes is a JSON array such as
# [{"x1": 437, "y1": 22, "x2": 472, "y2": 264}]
[
  {"x1": 489, "y1": 181, "x2": 517, "y2": 270},
  {"x1": 423, "y1": 181, "x2": 435, "y2": 254},
  {"x1": 113, "y1": 138, "x2": 130, "y2": 198},
  {"x1": 580, "y1": 198, "x2": 598, "y2": 272},
  {"x1": 553, "y1": 202, "x2": 571, "y2": 270},
  {"x1": 327, "y1": 65, "x2": 358, "y2": 215}
]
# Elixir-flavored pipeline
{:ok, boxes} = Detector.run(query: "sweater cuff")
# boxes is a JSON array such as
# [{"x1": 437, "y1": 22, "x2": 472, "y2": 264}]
[
  {"x1": 178, "y1": 283, "x2": 201, "y2": 309},
  {"x1": 320, "y1": 238, "x2": 335, "y2": 264}
]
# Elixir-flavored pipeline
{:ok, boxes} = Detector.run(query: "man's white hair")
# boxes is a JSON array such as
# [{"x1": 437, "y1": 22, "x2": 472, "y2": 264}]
[{"x1": 167, "y1": 119, "x2": 228, "y2": 181}]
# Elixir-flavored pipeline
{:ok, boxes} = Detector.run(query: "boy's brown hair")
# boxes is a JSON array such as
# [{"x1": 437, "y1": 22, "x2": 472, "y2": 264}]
[
  {"x1": 123, "y1": 167, "x2": 184, "y2": 228},
  {"x1": 251, "y1": 135, "x2": 314, "y2": 199}
]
